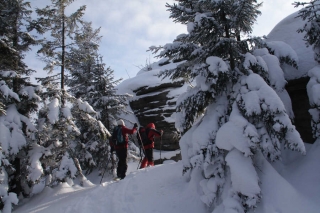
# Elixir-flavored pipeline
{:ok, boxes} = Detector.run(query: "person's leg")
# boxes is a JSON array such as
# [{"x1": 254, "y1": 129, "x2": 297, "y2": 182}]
[
  {"x1": 116, "y1": 148, "x2": 128, "y2": 179},
  {"x1": 115, "y1": 149, "x2": 122, "y2": 178},
  {"x1": 123, "y1": 149, "x2": 128, "y2": 179},
  {"x1": 120, "y1": 148, "x2": 128, "y2": 179},
  {"x1": 116, "y1": 149, "x2": 123, "y2": 178},
  {"x1": 139, "y1": 157, "x2": 148, "y2": 169},
  {"x1": 146, "y1": 148, "x2": 154, "y2": 166}
]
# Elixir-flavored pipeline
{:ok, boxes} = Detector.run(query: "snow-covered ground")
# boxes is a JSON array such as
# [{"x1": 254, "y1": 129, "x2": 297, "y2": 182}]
[
  {"x1": 13, "y1": 158, "x2": 206, "y2": 213},
  {"x1": 12, "y1": 141, "x2": 320, "y2": 213}
]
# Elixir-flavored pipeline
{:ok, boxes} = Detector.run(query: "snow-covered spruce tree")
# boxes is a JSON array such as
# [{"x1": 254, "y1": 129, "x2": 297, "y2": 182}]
[
  {"x1": 66, "y1": 22, "x2": 131, "y2": 171},
  {"x1": 30, "y1": 89, "x2": 109, "y2": 185},
  {"x1": 35, "y1": 0, "x2": 86, "y2": 105},
  {"x1": 151, "y1": 1, "x2": 305, "y2": 212},
  {"x1": 68, "y1": 23, "x2": 130, "y2": 129},
  {"x1": 88, "y1": 57, "x2": 131, "y2": 130},
  {"x1": 29, "y1": 1, "x2": 113, "y2": 186},
  {"x1": 0, "y1": 73, "x2": 28, "y2": 212},
  {"x1": 30, "y1": 84, "x2": 84, "y2": 186},
  {"x1": 0, "y1": 0, "x2": 42, "y2": 210},
  {"x1": 66, "y1": 21, "x2": 102, "y2": 102},
  {"x1": 87, "y1": 60, "x2": 133, "y2": 172},
  {"x1": 294, "y1": 1, "x2": 320, "y2": 140},
  {"x1": 27, "y1": 0, "x2": 89, "y2": 186},
  {"x1": 69, "y1": 98, "x2": 111, "y2": 175}
]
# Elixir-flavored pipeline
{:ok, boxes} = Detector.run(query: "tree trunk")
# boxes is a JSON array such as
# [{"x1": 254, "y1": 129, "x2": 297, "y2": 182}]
[
  {"x1": 12, "y1": 158, "x2": 22, "y2": 196},
  {"x1": 222, "y1": 10, "x2": 235, "y2": 70},
  {"x1": 61, "y1": 3, "x2": 66, "y2": 105},
  {"x1": 11, "y1": 6, "x2": 23, "y2": 197}
]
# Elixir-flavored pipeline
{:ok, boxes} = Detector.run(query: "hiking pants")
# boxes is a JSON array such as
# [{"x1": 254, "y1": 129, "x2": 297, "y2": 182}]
[
  {"x1": 115, "y1": 148, "x2": 128, "y2": 179},
  {"x1": 140, "y1": 148, "x2": 154, "y2": 169},
  {"x1": 145, "y1": 148, "x2": 153, "y2": 162}
]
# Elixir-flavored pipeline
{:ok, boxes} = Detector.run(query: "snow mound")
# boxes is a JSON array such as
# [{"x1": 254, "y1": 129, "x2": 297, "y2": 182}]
[{"x1": 266, "y1": 11, "x2": 317, "y2": 80}]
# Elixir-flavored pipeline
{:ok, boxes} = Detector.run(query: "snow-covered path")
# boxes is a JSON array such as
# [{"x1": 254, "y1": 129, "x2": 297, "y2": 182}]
[
  {"x1": 13, "y1": 161, "x2": 205, "y2": 213},
  {"x1": 13, "y1": 142, "x2": 320, "y2": 213},
  {"x1": 105, "y1": 163, "x2": 204, "y2": 213}
]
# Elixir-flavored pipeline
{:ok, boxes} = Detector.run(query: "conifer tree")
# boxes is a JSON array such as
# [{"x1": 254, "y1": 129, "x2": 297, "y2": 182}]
[
  {"x1": 70, "y1": 98, "x2": 110, "y2": 174},
  {"x1": 28, "y1": 0, "x2": 88, "y2": 187},
  {"x1": 67, "y1": 22, "x2": 131, "y2": 130},
  {"x1": 35, "y1": 0, "x2": 86, "y2": 104},
  {"x1": 29, "y1": 92, "x2": 108, "y2": 186},
  {"x1": 66, "y1": 22, "x2": 130, "y2": 171},
  {"x1": 151, "y1": 1, "x2": 305, "y2": 212},
  {"x1": 29, "y1": 1, "x2": 116, "y2": 186},
  {"x1": 0, "y1": 0, "x2": 41, "y2": 211},
  {"x1": 30, "y1": 89, "x2": 82, "y2": 186}
]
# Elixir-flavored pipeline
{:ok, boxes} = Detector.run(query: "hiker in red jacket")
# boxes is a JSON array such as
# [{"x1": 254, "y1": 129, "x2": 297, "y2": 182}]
[
  {"x1": 139, "y1": 123, "x2": 163, "y2": 169},
  {"x1": 111, "y1": 119, "x2": 137, "y2": 179}
]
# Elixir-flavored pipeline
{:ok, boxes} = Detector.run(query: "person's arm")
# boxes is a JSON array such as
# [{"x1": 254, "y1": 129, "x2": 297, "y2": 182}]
[
  {"x1": 122, "y1": 125, "x2": 137, "y2": 135},
  {"x1": 149, "y1": 128, "x2": 162, "y2": 138}
]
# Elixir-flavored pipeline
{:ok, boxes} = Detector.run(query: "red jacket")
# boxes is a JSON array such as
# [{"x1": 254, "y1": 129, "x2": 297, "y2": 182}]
[
  {"x1": 144, "y1": 123, "x2": 162, "y2": 149},
  {"x1": 111, "y1": 125, "x2": 137, "y2": 150}
]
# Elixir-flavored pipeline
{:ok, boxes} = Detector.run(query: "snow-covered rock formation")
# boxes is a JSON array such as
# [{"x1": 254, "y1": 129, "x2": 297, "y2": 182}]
[{"x1": 117, "y1": 58, "x2": 187, "y2": 151}]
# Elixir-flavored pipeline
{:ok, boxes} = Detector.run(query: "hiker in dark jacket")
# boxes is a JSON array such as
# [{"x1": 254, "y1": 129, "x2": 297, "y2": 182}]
[
  {"x1": 139, "y1": 123, "x2": 163, "y2": 169},
  {"x1": 110, "y1": 119, "x2": 138, "y2": 179}
]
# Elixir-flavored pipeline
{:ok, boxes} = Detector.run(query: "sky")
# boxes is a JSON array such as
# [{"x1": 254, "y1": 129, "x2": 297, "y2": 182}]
[{"x1": 25, "y1": 0, "x2": 300, "y2": 83}]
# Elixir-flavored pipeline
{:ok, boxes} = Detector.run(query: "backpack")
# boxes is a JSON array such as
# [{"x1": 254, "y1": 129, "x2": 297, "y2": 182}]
[
  {"x1": 112, "y1": 126, "x2": 124, "y2": 145},
  {"x1": 137, "y1": 127, "x2": 152, "y2": 146}
]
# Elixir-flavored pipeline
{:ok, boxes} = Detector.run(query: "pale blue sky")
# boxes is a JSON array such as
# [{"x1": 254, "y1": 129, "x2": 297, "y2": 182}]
[{"x1": 25, "y1": 0, "x2": 299, "y2": 83}]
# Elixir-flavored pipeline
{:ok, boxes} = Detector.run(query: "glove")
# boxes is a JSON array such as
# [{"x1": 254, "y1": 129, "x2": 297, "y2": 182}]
[{"x1": 134, "y1": 123, "x2": 138, "y2": 128}]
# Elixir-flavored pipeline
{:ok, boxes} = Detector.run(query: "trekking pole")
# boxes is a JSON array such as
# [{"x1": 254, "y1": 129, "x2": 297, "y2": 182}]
[
  {"x1": 160, "y1": 134, "x2": 162, "y2": 163},
  {"x1": 137, "y1": 146, "x2": 142, "y2": 169},
  {"x1": 100, "y1": 153, "x2": 112, "y2": 184},
  {"x1": 136, "y1": 130, "x2": 146, "y2": 169},
  {"x1": 137, "y1": 157, "x2": 142, "y2": 170}
]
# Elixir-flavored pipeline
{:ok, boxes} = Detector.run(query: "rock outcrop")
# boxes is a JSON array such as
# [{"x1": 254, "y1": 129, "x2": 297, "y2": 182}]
[
  {"x1": 130, "y1": 80, "x2": 185, "y2": 151},
  {"x1": 116, "y1": 59, "x2": 186, "y2": 151},
  {"x1": 286, "y1": 77, "x2": 313, "y2": 143}
]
